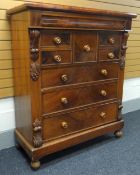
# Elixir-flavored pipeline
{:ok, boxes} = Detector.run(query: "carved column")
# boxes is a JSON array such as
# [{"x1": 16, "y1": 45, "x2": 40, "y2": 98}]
[
  {"x1": 30, "y1": 30, "x2": 40, "y2": 61},
  {"x1": 30, "y1": 29, "x2": 40, "y2": 81},
  {"x1": 118, "y1": 100, "x2": 123, "y2": 120},
  {"x1": 29, "y1": 29, "x2": 43, "y2": 148},
  {"x1": 117, "y1": 32, "x2": 129, "y2": 120},
  {"x1": 119, "y1": 32, "x2": 129, "y2": 69},
  {"x1": 33, "y1": 118, "x2": 43, "y2": 148}
]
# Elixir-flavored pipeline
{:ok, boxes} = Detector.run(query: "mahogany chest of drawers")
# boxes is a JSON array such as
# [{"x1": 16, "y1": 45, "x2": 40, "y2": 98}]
[{"x1": 7, "y1": 3, "x2": 136, "y2": 169}]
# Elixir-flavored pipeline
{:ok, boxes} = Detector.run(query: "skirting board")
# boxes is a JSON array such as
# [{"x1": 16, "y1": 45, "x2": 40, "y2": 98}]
[
  {"x1": 122, "y1": 98, "x2": 140, "y2": 114},
  {"x1": 0, "y1": 129, "x2": 15, "y2": 150},
  {"x1": 0, "y1": 98, "x2": 140, "y2": 150}
]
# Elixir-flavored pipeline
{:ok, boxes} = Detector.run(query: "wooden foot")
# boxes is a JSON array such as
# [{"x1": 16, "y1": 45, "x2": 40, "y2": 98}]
[
  {"x1": 114, "y1": 130, "x2": 123, "y2": 138},
  {"x1": 31, "y1": 160, "x2": 41, "y2": 170}
]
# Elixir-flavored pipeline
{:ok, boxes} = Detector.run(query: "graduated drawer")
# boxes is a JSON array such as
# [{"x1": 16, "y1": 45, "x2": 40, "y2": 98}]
[
  {"x1": 40, "y1": 30, "x2": 71, "y2": 48},
  {"x1": 43, "y1": 102, "x2": 118, "y2": 141},
  {"x1": 41, "y1": 63, "x2": 119, "y2": 88},
  {"x1": 42, "y1": 81, "x2": 117, "y2": 114}
]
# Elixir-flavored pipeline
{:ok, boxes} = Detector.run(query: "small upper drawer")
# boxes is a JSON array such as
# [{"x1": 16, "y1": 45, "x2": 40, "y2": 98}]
[
  {"x1": 98, "y1": 47, "x2": 120, "y2": 61},
  {"x1": 43, "y1": 102, "x2": 118, "y2": 141},
  {"x1": 41, "y1": 50, "x2": 72, "y2": 65},
  {"x1": 42, "y1": 81, "x2": 117, "y2": 114},
  {"x1": 99, "y1": 31, "x2": 121, "y2": 46},
  {"x1": 73, "y1": 31, "x2": 97, "y2": 62},
  {"x1": 40, "y1": 30, "x2": 71, "y2": 48},
  {"x1": 41, "y1": 63, "x2": 119, "y2": 88}
]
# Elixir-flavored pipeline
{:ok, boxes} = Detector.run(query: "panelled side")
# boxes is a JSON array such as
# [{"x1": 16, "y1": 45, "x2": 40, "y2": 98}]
[{"x1": 10, "y1": 11, "x2": 32, "y2": 143}]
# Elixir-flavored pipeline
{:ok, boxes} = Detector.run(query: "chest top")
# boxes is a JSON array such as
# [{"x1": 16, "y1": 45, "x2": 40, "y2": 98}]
[{"x1": 7, "y1": 2, "x2": 136, "y2": 31}]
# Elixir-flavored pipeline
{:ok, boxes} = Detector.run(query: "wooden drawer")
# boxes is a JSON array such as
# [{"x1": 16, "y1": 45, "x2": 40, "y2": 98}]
[
  {"x1": 98, "y1": 47, "x2": 120, "y2": 61},
  {"x1": 41, "y1": 63, "x2": 119, "y2": 88},
  {"x1": 42, "y1": 81, "x2": 117, "y2": 114},
  {"x1": 30, "y1": 12, "x2": 131, "y2": 30},
  {"x1": 41, "y1": 50, "x2": 72, "y2": 65},
  {"x1": 73, "y1": 31, "x2": 97, "y2": 62},
  {"x1": 40, "y1": 30, "x2": 71, "y2": 48},
  {"x1": 99, "y1": 31, "x2": 121, "y2": 46},
  {"x1": 43, "y1": 102, "x2": 118, "y2": 141}
]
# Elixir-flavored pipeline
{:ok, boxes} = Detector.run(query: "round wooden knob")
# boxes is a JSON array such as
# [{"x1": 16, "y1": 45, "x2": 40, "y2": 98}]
[
  {"x1": 61, "y1": 121, "x2": 68, "y2": 129},
  {"x1": 61, "y1": 97, "x2": 68, "y2": 105},
  {"x1": 83, "y1": 44, "x2": 91, "y2": 52},
  {"x1": 108, "y1": 37, "x2": 115, "y2": 44},
  {"x1": 101, "y1": 69, "x2": 108, "y2": 76},
  {"x1": 107, "y1": 52, "x2": 115, "y2": 59},
  {"x1": 100, "y1": 112, "x2": 106, "y2": 119},
  {"x1": 61, "y1": 74, "x2": 68, "y2": 82},
  {"x1": 54, "y1": 55, "x2": 62, "y2": 63},
  {"x1": 100, "y1": 90, "x2": 107, "y2": 97},
  {"x1": 53, "y1": 36, "x2": 62, "y2": 44}
]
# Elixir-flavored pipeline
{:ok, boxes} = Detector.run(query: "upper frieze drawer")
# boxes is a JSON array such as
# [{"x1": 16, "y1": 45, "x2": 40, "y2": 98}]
[{"x1": 30, "y1": 11, "x2": 132, "y2": 30}]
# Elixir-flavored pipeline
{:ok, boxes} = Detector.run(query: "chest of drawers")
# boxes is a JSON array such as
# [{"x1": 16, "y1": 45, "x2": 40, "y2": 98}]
[{"x1": 7, "y1": 3, "x2": 136, "y2": 169}]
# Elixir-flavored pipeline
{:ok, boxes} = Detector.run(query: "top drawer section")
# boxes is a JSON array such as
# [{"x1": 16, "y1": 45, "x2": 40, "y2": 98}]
[{"x1": 30, "y1": 11, "x2": 132, "y2": 30}]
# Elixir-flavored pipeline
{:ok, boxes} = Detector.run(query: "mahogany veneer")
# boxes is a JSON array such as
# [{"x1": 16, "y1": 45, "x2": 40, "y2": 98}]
[{"x1": 7, "y1": 3, "x2": 136, "y2": 169}]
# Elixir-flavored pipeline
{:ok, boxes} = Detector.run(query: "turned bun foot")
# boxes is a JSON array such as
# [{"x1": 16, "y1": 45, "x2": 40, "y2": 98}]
[
  {"x1": 31, "y1": 160, "x2": 41, "y2": 170},
  {"x1": 114, "y1": 130, "x2": 123, "y2": 138}
]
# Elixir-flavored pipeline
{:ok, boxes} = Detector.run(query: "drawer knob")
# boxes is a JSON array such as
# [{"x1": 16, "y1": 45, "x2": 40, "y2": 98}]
[
  {"x1": 53, "y1": 36, "x2": 62, "y2": 44},
  {"x1": 101, "y1": 69, "x2": 108, "y2": 76},
  {"x1": 61, "y1": 97, "x2": 68, "y2": 105},
  {"x1": 108, "y1": 37, "x2": 115, "y2": 44},
  {"x1": 54, "y1": 55, "x2": 62, "y2": 63},
  {"x1": 108, "y1": 52, "x2": 115, "y2": 59},
  {"x1": 61, "y1": 121, "x2": 68, "y2": 129},
  {"x1": 61, "y1": 74, "x2": 68, "y2": 82},
  {"x1": 100, "y1": 90, "x2": 107, "y2": 97},
  {"x1": 100, "y1": 112, "x2": 106, "y2": 119},
  {"x1": 83, "y1": 44, "x2": 91, "y2": 52}
]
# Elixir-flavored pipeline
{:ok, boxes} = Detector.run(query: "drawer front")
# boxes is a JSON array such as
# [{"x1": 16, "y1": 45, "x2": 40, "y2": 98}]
[
  {"x1": 30, "y1": 12, "x2": 130, "y2": 30},
  {"x1": 43, "y1": 102, "x2": 118, "y2": 141},
  {"x1": 41, "y1": 63, "x2": 119, "y2": 88},
  {"x1": 73, "y1": 31, "x2": 97, "y2": 62},
  {"x1": 41, "y1": 50, "x2": 72, "y2": 65},
  {"x1": 40, "y1": 30, "x2": 71, "y2": 48},
  {"x1": 42, "y1": 81, "x2": 117, "y2": 114},
  {"x1": 99, "y1": 31, "x2": 121, "y2": 46},
  {"x1": 98, "y1": 47, "x2": 120, "y2": 61}
]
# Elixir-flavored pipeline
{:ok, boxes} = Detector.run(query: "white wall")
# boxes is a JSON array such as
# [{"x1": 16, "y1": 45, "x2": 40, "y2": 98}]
[
  {"x1": 0, "y1": 77, "x2": 140, "y2": 141},
  {"x1": 0, "y1": 98, "x2": 15, "y2": 132},
  {"x1": 122, "y1": 78, "x2": 140, "y2": 113},
  {"x1": 123, "y1": 78, "x2": 140, "y2": 101}
]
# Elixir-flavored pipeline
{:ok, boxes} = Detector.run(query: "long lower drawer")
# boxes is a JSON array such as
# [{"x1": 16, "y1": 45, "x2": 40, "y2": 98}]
[
  {"x1": 41, "y1": 62, "x2": 119, "y2": 88},
  {"x1": 42, "y1": 81, "x2": 117, "y2": 114},
  {"x1": 43, "y1": 102, "x2": 118, "y2": 141}
]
